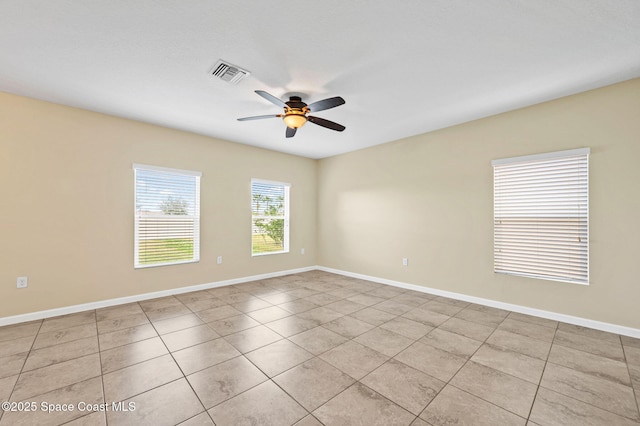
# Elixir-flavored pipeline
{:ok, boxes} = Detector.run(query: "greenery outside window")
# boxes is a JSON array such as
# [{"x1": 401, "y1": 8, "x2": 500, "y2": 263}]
[
  {"x1": 251, "y1": 179, "x2": 290, "y2": 255},
  {"x1": 134, "y1": 163, "x2": 201, "y2": 268}
]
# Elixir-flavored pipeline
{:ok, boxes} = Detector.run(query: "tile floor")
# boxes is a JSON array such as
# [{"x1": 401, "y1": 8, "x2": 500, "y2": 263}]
[{"x1": 0, "y1": 270, "x2": 639, "y2": 425}]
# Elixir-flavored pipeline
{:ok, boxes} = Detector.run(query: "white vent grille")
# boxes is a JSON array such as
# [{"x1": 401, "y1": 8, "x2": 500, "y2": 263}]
[{"x1": 210, "y1": 60, "x2": 250, "y2": 85}]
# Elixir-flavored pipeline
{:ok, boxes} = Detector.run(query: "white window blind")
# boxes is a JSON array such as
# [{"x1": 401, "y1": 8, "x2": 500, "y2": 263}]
[
  {"x1": 492, "y1": 148, "x2": 589, "y2": 285},
  {"x1": 134, "y1": 164, "x2": 201, "y2": 268},
  {"x1": 251, "y1": 179, "x2": 290, "y2": 256}
]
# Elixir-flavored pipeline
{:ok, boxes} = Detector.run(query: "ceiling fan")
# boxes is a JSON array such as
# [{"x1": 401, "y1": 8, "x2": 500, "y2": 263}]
[{"x1": 238, "y1": 90, "x2": 346, "y2": 138}]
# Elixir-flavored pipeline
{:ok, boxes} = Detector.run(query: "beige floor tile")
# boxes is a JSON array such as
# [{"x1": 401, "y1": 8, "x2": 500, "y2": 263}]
[
  {"x1": 553, "y1": 329, "x2": 625, "y2": 361},
  {"x1": 431, "y1": 296, "x2": 469, "y2": 308},
  {"x1": 195, "y1": 305, "x2": 243, "y2": 323},
  {"x1": 161, "y1": 324, "x2": 220, "y2": 351},
  {"x1": 208, "y1": 380, "x2": 307, "y2": 425},
  {"x1": 175, "y1": 290, "x2": 217, "y2": 304},
  {"x1": 39, "y1": 311, "x2": 96, "y2": 334},
  {"x1": 349, "y1": 307, "x2": 397, "y2": 326},
  {"x1": 265, "y1": 316, "x2": 319, "y2": 337},
  {"x1": 624, "y1": 346, "x2": 640, "y2": 366},
  {"x1": 245, "y1": 339, "x2": 313, "y2": 377},
  {"x1": 347, "y1": 293, "x2": 387, "y2": 307},
  {"x1": 274, "y1": 357, "x2": 355, "y2": 411},
  {"x1": 368, "y1": 287, "x2": 405, "y2": 299},
  {"x1": 184, "y1": 297, "x2": 227, "y2": 313},
  {"x1": 139, "y1": 296, "x2": 183, "y2": 312},
  {"x1": 373, "y1": 299, "x2": 414, "y2": 315},
  {"x1": 277, "y1": 299, "x2": 320, "y2": 314},
  {"x1": 145, "y1": 304, "x2": 192, "y2": 322},
  {"x1": 97, "y1": 312, "x2": 150, "y2": 335},
  {"x1": 107, "y1": 378, "x2": 204, "y2": 426},
  {"x1": 395, "y1": 341, "x2": 467, "y2": 382},
  {"x1": 294, "y1": 415, "x2": 324, "y2": 426},
  {"x1": 439, "y1": 317, "x2": 495, "y2": 341},
  {"x1": 322, "y1": 315, "x2": 375, "y2": 338},
  {"x1": 507, "y1": 312, "x2": 558, "y2": 329},
  {"x1": 0, "y1": 322, "x2": 41, "y2": 343},
  {"x1": 98, "y1": 323, "x2": 158, "y2": 350},
  {"x1": 11, "y1": 353, "x2": 101, "y2": 401},
  {"x1": 320, "y1": 341, "x2": 389, "y2": 380},
  {"x1": 540, "y1": 363, "x2": 638, "y2": 420},
  {"x1": 246, "y1": 306, "x2": 292, "y2": 323},
  {"x1": 23, "y1": 335, "x2": 99, "y2": 371},
  {"x1": 260, "y1": 292, "x2": 297, "y2": 305},
  {"x1": 471, "y1": 344, "x2": 546, "y2": 384},
  {"x1": 231, "y1": 298, "x2": 273, "y2": 313},
  {"x1": 0, "y1": 336, "x2": 34, "y2": 358},
  {"x1": 379, "y1": 316, "x2": 433, "y2": 340},
  {"x1": 0, "y1": 353, "x2": 27, "y2": 380},
  {"x1": 422, "y1": 301, "x2": 465, "y2": 316},
  {"x1": 303, "y1": 293, "x2": 343, "y2": 306},
  {"x1": 498, "y1": 318, "x2": 556, "y2": 343},
  {"x1": 486, "y1": 329, "x2": 552, "y2": 360},
  {"x1": 402, "y1": 307, "x2": 450, "y2": 328},
  {"x1": 420, "y1": 328, "x2": 482, "y2": 358},
  {"x1": 391, "y1": 292, "x2": 432, "y2": 307},
  {"x1": 548, "y1": 344, "x2": 632, "y2": 386},
  {"x1": 1, "y1": 377, "x2": 103, "y2": 426},
  {"x1": 224, "y1": 325, "x2": 282, "y2": 353},
  {"x1": 530, "y1": 387, "x2": 640, "y2": 426},
  {"x1": 450, "y1": 361, "x2": 537, "y2": 418},
  {"x1": 100, "y1": 337, "x2": 168, "y2": 374},
  {"x1": 420, "y1": 385, "x2": 526, "y2": 426},
  {"x1": 0, "y1": 374, "x2": 18, "y2": 402},
  {"x1": 220, "y1": 292, "x2": 259, "y2": 305},
  {"x1": 65, "y1": 411, "x2": 107, "y2": 425},
  {"x1": 172, "y1": 338, "x2": 240, "y2": 375},
  {"x1": 152, "y1": 313, "x2": 204, "y2": 335},
  {"x1": 95, "y1": 303, "x2": 144, "y2": 321},
  {"x1": 32, "y1": 323, "x2": 96, "y2": 350},
  {"x1": 177, "y1": 412, "x2": 215, "y2": 425},
  {"x1": 289, "y1": 326, "x2": 349, "y2": 355},
  {"x1": 455, "y1": 308, "x2": 507, "y2": 327},
  {"x1": 361, "y1": 359, "x2": 444, "y2": 415},
  {"x1": 313, "y1": 383, "x2": 415, "y2": 426},
  {"x1": 621, "y1": 335, "x2": 640, "y2": 349},
  {"x1": 355, "y1": 327, "x2": 414, "y2": 357},
  {"x1": 557, "y1": 323, "x2": 621, "y2": 344},
  {"x1": 324, "y1": 299, "x2": 367, "y2": 315},
  {"x1": 187, "y1": 356, "x2": 267, "y2": 408},
  {"x1": 103, "y1": 354, "x2": 183, "y2": 402},
  {"x1": 207, "y1": 314, "x2": 260, "y2": 336},
  {"x1": 297, "y1": 307, "x2": 343, "y2": 325}
]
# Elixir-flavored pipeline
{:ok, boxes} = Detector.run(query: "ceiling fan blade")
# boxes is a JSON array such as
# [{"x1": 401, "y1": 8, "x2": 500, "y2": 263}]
[
  {"x1": 286, "y1": 127, "x2": 297, "y2": 138},
  {"x1": 255, "y1": 90, "x2": 287, "y2": 108},
  {"x1": 307, "y1": 116, "x2": 346, "y2": 132},
  {"x1": 237, "y1": 114, "x2": 282, "y2": 121},
  {"x1": 307, "y1": 96, "x2": 345, "y2": 112}
]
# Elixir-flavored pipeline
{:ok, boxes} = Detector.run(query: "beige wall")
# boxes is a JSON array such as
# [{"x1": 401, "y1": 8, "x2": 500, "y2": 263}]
[
  {"x1": 0, "y1": 93, "x2": 317, "y2": 317},
  {"x1": 318, "y1": 78, "x2": 640, "y2": 329}
]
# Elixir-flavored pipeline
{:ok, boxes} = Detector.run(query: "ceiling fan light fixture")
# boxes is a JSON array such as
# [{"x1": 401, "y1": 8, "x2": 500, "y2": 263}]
[{"x1": 283, "y1": 111, "x2": 307, "y2": 128}]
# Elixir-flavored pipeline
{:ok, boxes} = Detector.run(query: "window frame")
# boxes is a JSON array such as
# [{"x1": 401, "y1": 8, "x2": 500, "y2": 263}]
[
  {"x1": 251, "y1": 178, "x2": 290, "y2": 257},
  {"x1": 492, "y1": 148, "x2": 590, "y2": 285},
  {"x1": 133, "y1": 163, "x2": 201, "y2": 269}
]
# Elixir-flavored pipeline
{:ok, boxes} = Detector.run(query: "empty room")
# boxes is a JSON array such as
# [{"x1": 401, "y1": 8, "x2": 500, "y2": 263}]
[{"x1": 1, "y1": 1, "x2": 639, "y2": 425}]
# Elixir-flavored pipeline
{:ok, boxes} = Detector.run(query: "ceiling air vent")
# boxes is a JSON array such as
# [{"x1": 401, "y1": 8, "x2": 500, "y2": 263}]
[{"x1": 210, "y1": 60, "x2": 250, "y2": 85}]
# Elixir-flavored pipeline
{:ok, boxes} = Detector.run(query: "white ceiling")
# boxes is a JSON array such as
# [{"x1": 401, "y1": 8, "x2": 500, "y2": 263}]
[{"x1": 1, "y1": 1, "x2": 639, "y2": 159}]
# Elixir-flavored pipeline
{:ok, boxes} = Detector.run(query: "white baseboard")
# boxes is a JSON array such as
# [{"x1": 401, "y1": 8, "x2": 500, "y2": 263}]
[
  {"x1": 3, "y1": 265, "x2": 639, "y2": 339},
  {"x1": 0, "y1": 266, "x2": 316, "y2": 327},
  {"x1": 317, "y1": 266, "x2": 640, "y2": 339}
]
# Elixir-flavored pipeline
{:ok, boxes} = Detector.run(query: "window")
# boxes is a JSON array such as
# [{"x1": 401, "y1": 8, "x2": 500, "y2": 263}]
[
  {"x1": 251, "y1": 179, "x2": 290, "y2": 255},
  {"x1": 134, "y1": 164, "x2": 201, "y2": 268},
  {"x1": 492, "y1": 148, "x2": 589, "y2": 284}
]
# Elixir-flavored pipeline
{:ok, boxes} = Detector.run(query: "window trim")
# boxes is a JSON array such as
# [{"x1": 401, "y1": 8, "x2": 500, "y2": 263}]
[
  {"x1": 251, "y1": 178, "x2": 290, "y2": 257},
  {"x1": 492, "y1": 148, "x2": 590, "y2": 285},
  {"x1": 133, "y1": 163, "x2": 201, "y2": 269}
]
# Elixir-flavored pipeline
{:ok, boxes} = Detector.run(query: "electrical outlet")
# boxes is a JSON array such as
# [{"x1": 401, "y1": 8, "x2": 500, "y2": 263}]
[
  {"x1": 17, "y1": 276, "x2": 28, "y2": 289},
  {"x1": 217, "y1": 256, "x2": 223, "y2": 265},
  {"x1": 402, "y1": 258, "x2": 408, "y2": 266},
  {"x1": 301, "y1": 248, "x2": 305, "y2": 255}
]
